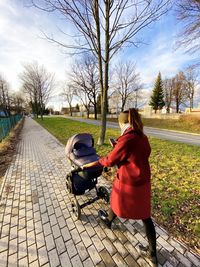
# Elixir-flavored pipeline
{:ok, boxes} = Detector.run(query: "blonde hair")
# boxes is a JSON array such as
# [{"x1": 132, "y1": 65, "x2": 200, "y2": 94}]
[
  {"x1": 128, "y1": 108, "x2": 143, "y2": 135},
  {"x1": 119, "y1": 108, "x2": 143, "y2": 136}
]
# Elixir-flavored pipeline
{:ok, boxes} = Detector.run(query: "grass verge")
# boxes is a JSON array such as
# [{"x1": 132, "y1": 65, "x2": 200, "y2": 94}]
[
  {"x1": 0, "y1": 118, "x2": 24, "y2": 189},
  {"x1": 35, "y1": 117, "x2": 200, "y2": 253},
  {"x1": 108, "y1": 115, "x2": 200, "y2": 134}
]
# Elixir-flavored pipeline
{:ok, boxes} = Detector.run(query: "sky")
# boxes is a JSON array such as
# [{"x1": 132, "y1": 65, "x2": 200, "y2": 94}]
[{"x1": 0, "y1": 0, "x2": 199, "y2": 110}]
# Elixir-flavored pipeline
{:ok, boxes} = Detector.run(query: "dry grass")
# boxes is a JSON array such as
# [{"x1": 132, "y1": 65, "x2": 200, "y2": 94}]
[{"x1": 0, "y1": 118, "x2": 24, "y2": 188}]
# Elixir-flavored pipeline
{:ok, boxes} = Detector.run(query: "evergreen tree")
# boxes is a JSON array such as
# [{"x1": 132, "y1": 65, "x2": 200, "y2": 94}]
[{"x1": 149, "y1": 72, "x2": 165, "y2": 113}]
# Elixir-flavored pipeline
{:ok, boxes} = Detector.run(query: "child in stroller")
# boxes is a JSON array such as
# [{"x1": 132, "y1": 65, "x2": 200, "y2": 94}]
[{"x1": 65, "y1": 133, "x2": 109, "y2": 219}]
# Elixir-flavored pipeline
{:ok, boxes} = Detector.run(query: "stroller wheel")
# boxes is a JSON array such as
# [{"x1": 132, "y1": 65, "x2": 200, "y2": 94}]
[
  {"x1": 97, "y1": 186, "x2": 110, "y2": 203},
  {"x1": 71, "y1": 198, "x2": 81, "y2": 220},
  {"x1": 66, "y1": 174, "x2": 72, "y2": 194}
]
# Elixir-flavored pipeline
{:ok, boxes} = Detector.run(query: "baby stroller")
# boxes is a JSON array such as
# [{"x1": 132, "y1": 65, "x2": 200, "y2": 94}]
[{"x1": 65, "y1": 133, "x2": 110, "y2": 220}]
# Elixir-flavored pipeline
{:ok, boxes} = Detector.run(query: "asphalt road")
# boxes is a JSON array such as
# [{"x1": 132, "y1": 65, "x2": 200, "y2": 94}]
[{"x1": 63, "y1": 116, "x2": 200, "y2": 146}]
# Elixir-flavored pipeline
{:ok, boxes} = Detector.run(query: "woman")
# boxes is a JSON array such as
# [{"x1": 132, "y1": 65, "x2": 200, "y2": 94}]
[{"x1": 83, "y1": 108, "x2": 158, "y2": 266}]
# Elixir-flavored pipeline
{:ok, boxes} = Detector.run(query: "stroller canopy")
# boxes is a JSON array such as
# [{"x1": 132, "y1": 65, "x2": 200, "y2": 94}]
[{"x1": 65, "y1": 133, "x2": 94, "y2": 158}]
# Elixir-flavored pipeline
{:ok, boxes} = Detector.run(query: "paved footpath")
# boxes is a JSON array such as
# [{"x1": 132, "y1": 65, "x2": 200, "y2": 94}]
[{"x1": 0, "y1": 118, "x2": 199, "y2": 267}]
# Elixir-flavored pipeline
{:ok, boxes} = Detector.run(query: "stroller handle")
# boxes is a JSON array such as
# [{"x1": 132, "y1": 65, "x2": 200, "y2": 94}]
[{"x1": 71, "y1": 166, "x2": 83, "y2": 173}]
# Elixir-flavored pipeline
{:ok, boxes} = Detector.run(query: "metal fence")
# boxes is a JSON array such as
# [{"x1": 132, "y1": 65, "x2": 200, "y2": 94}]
[{"x1": 0, "y1": 114, "x2": 23, "y2": 142}]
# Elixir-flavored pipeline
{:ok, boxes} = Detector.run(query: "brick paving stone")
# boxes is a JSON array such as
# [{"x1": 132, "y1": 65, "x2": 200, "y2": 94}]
[
  {"x1": 9, "y1": 237, "x2": 18, "y2": 255},
  {"x1": 0, "y1": 118, "x2": 200, "y2": 267},
  {"x1": 45, "y1": 234, "x2": 56, "y2": 252},
  {"x1": 99, "y1": 249, "x2": 116, "y2": 267},
  {"x1": 81, "y1": 231, "x2": 93, "y2": 248},
  {"x1": 71, "y1": 255, "x2": 84, "y2": 267},
  {"x1": 71, "y1": 227, "x2": 82, "y2": 244},
  {"x1": 57, "y1": 215, "x2": 66, "y2": 229},
  {"x1": 55, "y1": 236, "x2": 66, "y2": 255},
  {"x1": 83, "y1": 257, "x2": 95, "y2": 267},
  {"x1": 27, "y1": 218, "x2": 34, "y2": 232},
  {"x1": 173, "y1": 249, "x2": 193, "y2": 267},
  {"x1": 157, "y1": 236, "x2": 175, "y2": 253},
  {"x1": 35, "y1": 232, "x2": 45, "y2": 249},
  {"x1": 96, "y1": 261, "x2": 107, "y2": 267},
  {"x1": 59, "y1": 251, "x2": 72, "y2": 267},
  {"x1": 60, "y1": 226, "x2": 71, "y2": 242},
  {"x1": 0, "y1": 250, "x2": 8, "y2": 267},
  {"x1": 94, "y1": 225, "x2": 107, "y2": 240},
  {"x1": 66, "y1": 239, "x2": 78, "y2": 258},
  {"x1": 124, "y1": 241, "x2": 140, "y2": 260},
  {"x1": 113, "y1": 239, "x2": 129, "y2": 258},
  {"x1": 28, "y1": 243, "x2": 38, "y2": 264},
  {"x1": 87, "y1": 245, "x2": 102, "y2": 265},
  {"x1": 102, "y1": 237, "x2": 117, "y2": 256},
  {"x1": 91, "y1": 235, "x2": 105, "y2": 252},
  {"x1": 18, "y1": 256, "x2": 28, "y2": 267},
  {"x1": 160, "y1": 247, "x2": 180, "y2": 266},
  {"x1": 113, "y1": 252, "x2": 128, "y2": 266},
  {"x1": 28, "y1": 260, "x2": 39, "y2": 267},
  {"x1": 38, "y1": 246, "x2": 49, "y2": 266},
  {"x1": 52, "y1": 224, "x2": 61, "y2": 239},
  {"x1": 43, "y1": 222, "x2": 52, "y2": 236},
  {"x1": 162, "y1": 262, "x2": 174, "y2": 267},
  {"x1": 184, "y1": 251, "x2": 200, "y2": 266},
  {"x1": 27, "y1": 230, "x2": 36, "y2": 247},
  {"x1": 135, "y1": 232, "x2": 149, "y2": 247},
  {"x1": 7, "y1": 253, "x2": 18, "y2": 267},
  {"x1": 137, "y1": 257, "x2": 151, "y2": 267},
  {"x1": 124, "y1": 254, "x2": 140, "y2": 267},
  {"x1": 76, "y1": 241, "x2": 90, "y2": 262},
  {"x1": 48, "y1": 248, "x2": 60, "y2": 267},
  {"x1": 123, "y1": 229, "x2": 139, "y2": 247},
  {"x1": 114, "y1": 229, "x2": 128, "y2": 244},
  {"x1": 103, "y1": 227, "x2": 117, "y2": 242},
  {"x1": 18, "y1": 241, "x2": 27, "y2": 259}
]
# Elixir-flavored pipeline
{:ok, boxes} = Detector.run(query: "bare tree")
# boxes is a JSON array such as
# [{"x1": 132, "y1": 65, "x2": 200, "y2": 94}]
[
  {"x1": 172, "y1": 71, "x2": 188, "y2": 113},
  {"x1": 184, "y1": 64, "x2": 199, "y2": 110},
  {"x1": 61, "y1": 83, "x2": 76, "y2": 116},
  {"x1": 29, "y1": 0, "x2": 171, "y2": 144},
  {"x1": 84, "y1": 55, "x2": 100, "y2": 119},
  {"x1": 69, "y1": 54, "x2": 100, "y2": 119},
  {"x1": 163, "y1": 78, "x2": 174, "y2": 113},
  {"x1": 12, "y1": 91, "x2": 25, "y2": 114},
  {"x1": 0, "y1": 74, "x2": 11, "y2": 115},
  {"x1": 175, "y1": 0, "x2": 200, "y2": 59},
  {"x1": 20, "y1": 62, "x2": 54, "y2": 119},
  {"x1": 112, "y1": 61, "x2": 141, "y2": 111}
]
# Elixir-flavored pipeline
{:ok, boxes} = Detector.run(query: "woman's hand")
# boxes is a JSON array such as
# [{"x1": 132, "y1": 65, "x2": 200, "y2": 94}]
[{"x1": 82, "y1": 161, "x2": 99, "y2": 169}]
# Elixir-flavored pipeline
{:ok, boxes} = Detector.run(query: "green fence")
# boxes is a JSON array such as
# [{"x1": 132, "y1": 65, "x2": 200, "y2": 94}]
[{"x1": 0, "y1": 114, "x2": 23, "y2": 142}]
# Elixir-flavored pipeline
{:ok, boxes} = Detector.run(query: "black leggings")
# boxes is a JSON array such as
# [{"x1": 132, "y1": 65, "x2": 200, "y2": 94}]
[{"x1": 107, "y1": 209, "x2": 157, "y2": 256}]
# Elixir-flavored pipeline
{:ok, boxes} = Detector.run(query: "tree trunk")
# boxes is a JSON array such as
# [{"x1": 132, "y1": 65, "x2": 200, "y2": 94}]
[
  {"x1": 69, "y1": 105, "x2": 72, "y2": 116},
  {"x1": 94, "y1": 102, "x2": 97, "y2": 120},
  {"x1": 176, "y1": 99, "x2": 179, "y2": 113},
  {"x1": 97, "y1": 1, "x2": 110, "y2": 145},
  {"x1": 95, "y1": 0, "x2": 105, "y2": 145},
  {"x1": 87, "y1": 109, "x2": 90, "y2": 118}
]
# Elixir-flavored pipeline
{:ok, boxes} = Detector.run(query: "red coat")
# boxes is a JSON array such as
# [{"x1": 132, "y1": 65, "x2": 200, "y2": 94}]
[{"x1": 98, "y1": 127, "x2": 151, "y2": 220}]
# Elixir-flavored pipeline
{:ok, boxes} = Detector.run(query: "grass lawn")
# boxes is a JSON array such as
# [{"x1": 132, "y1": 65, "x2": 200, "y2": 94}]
[{"x1": 35, "y1": 117, "x2": 200, "y2": 253}]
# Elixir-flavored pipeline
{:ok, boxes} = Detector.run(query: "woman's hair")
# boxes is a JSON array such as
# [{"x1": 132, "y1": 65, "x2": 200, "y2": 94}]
[{"x1": 122, "y1": 108, "x2": 144, "y2": 136}]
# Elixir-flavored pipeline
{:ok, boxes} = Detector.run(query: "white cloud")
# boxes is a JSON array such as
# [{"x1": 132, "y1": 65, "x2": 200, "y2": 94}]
[
  {"x1": 0, "y1": 0, "x2": 73, "y2": 91},
  {"x1": 135, "y1": 34, "x2": 197, "y2": 88}
]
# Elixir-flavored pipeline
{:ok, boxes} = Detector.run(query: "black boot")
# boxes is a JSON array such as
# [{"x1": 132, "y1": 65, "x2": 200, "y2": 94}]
[
  {"x1": 139, "y1": 245, "x2": 158, "y2": 267},
  {"x1": 98, "y1": 209, "x2": 112, "y2": 229}
]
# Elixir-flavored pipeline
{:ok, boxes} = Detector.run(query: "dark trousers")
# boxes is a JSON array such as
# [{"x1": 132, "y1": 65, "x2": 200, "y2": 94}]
[{"x1": 107, "y1": 209, "x2": 157, "y2": 256}]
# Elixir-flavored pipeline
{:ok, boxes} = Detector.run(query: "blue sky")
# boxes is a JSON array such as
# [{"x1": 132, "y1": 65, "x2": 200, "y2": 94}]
[{"x1": 0, "y1": 0, "x2": 199, "y2": 109}]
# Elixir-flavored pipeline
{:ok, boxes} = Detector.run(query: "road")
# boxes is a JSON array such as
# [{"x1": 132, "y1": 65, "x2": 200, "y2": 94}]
[{"x1": 62, "y1": 116, "x2": 200, "y2": 146}]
